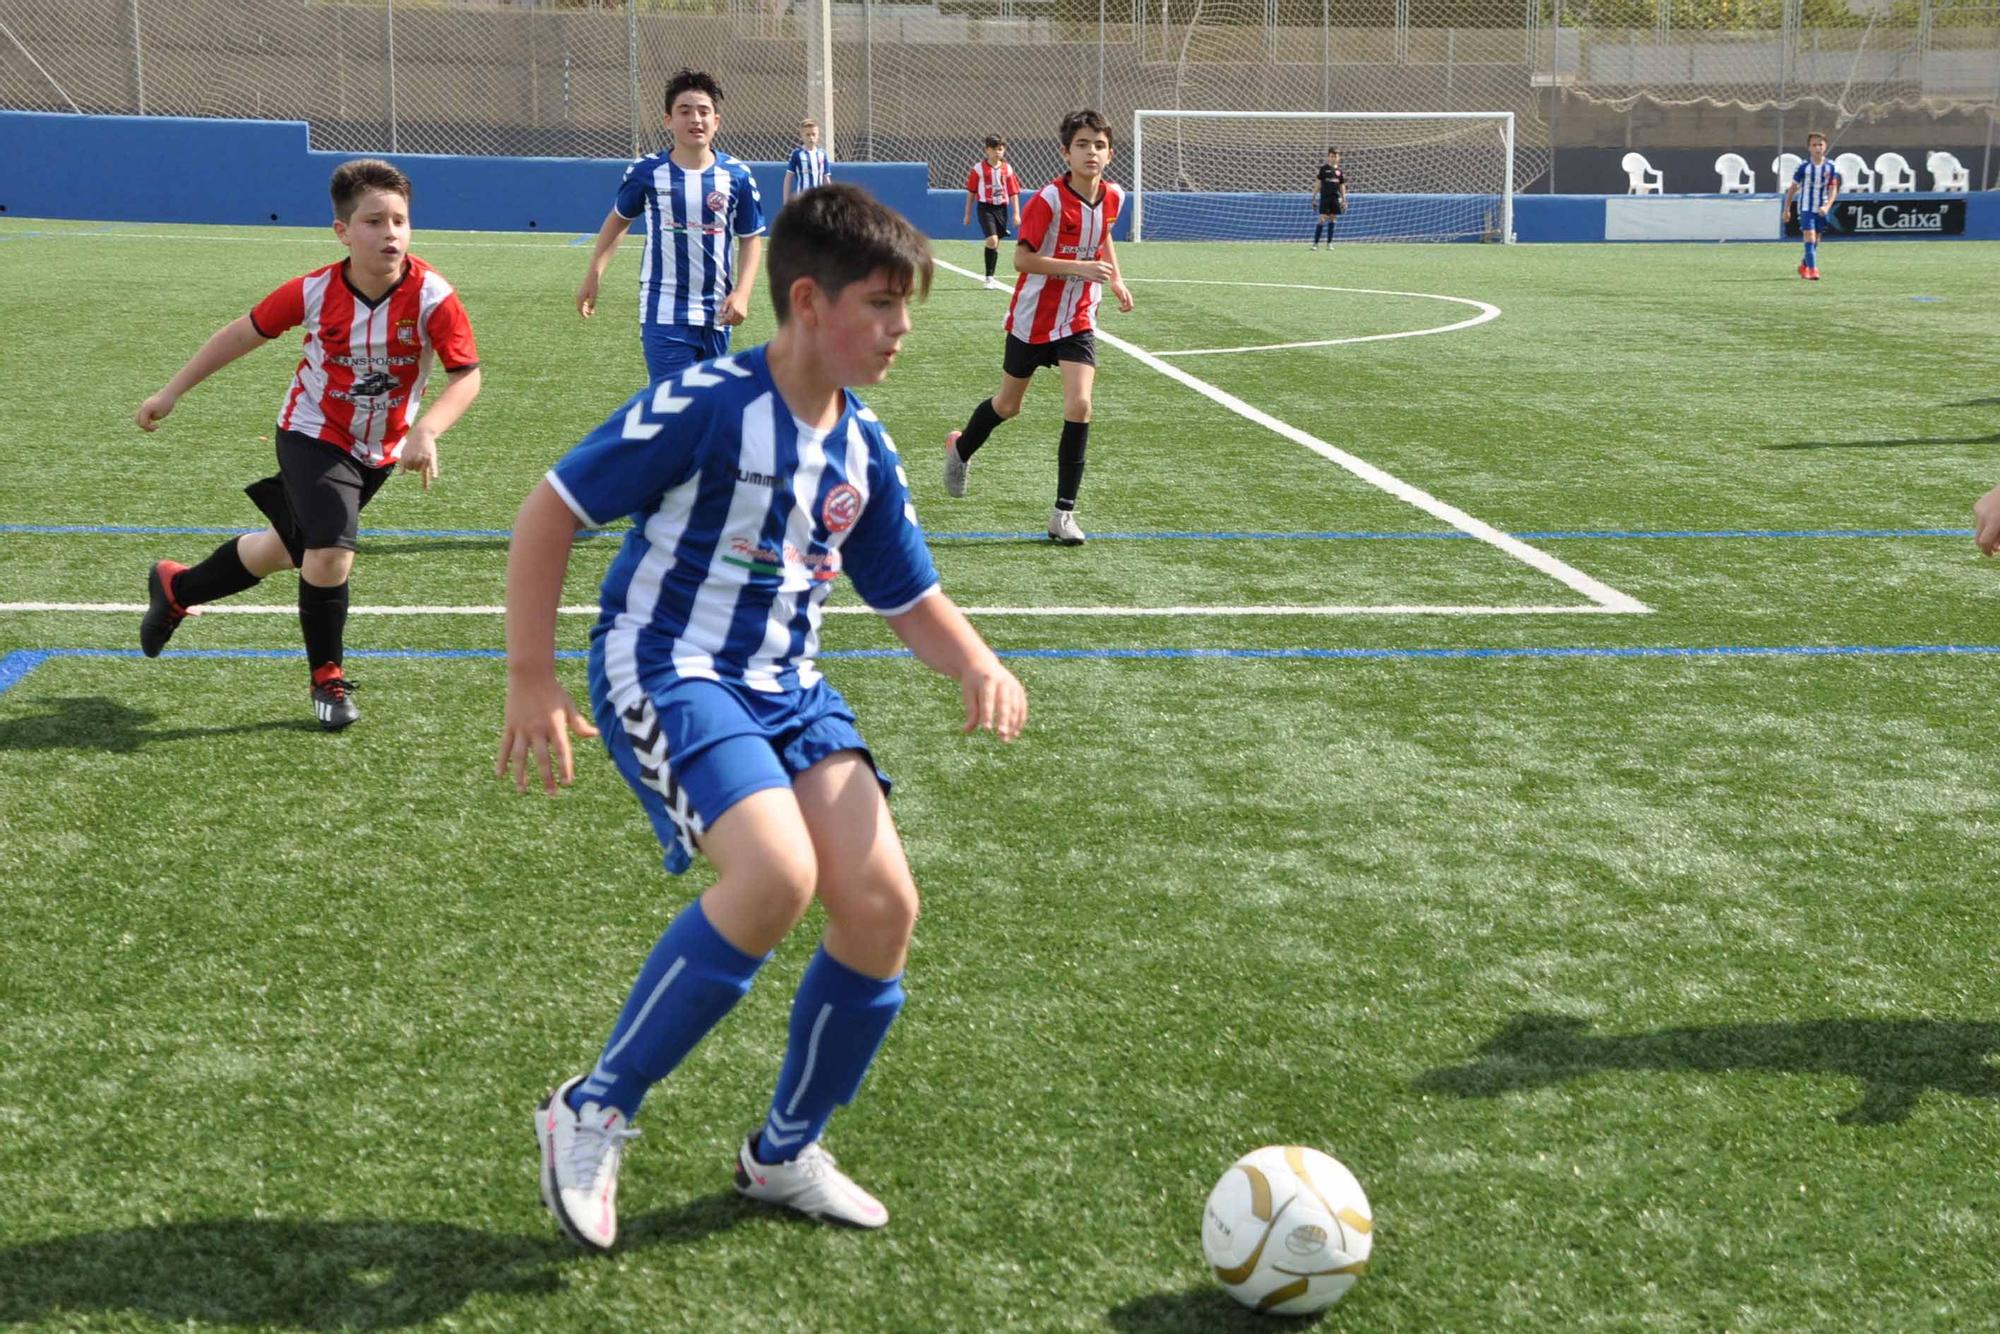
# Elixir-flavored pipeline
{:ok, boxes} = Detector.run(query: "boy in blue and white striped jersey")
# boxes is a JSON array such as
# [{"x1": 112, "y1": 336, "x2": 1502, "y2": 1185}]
[
  {"x1": 784, "y1": 119, "x2": 832, "y2": 202},
  {"x1": 505, "y1": 183, "x2": 1026, "y2": 1249},
  {"x1": 576, "y1": 68, "x2": 767, "y2": 381},
  {"x1": 1783, "y1": 130, "x2": 1841, "y2": 281}
]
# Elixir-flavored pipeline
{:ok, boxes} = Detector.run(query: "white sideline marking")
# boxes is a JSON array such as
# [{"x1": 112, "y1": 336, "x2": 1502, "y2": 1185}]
[
  {"x1": 933, "y1": 257, "x2": 1649, "y2": 615},
  {"x1": 1131, "y1": 279, "x2": 1501, "y2": 357},
  {"x1": 1, "y1": 601, "x2": 1629, "y2": 619}
]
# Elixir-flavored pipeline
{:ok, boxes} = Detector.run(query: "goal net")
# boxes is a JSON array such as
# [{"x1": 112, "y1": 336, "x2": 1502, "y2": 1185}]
[{"x1": 1132, "y1": 111, "x2": 1515, "y2": 245}]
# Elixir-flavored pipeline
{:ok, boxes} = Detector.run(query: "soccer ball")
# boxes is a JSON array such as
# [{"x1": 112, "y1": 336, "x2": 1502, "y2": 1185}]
[{"x1": 1201, "y1": 1145, "x2": 1372, "y2": 1316}]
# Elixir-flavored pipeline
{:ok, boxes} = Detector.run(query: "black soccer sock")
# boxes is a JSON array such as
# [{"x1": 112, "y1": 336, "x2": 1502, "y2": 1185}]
[
  {"x1": 298, "y1": 577, "x2": 350, "y2": 673},
  {"x1": 1056, "y1": 419, "x2": 1089, "y2": 509},
  {"x1": 173, "y1": 537, "x2": 262, "y2": 607},
  {"x1": 956, "y1": 398, "x2": 1005, "y2": 461},
  {"x1": 1313, "y1": 223, "x2": 1323, "y2": 245},
  {"x1": 983, "y1": 246, "x2": 998, "y2": 278}
]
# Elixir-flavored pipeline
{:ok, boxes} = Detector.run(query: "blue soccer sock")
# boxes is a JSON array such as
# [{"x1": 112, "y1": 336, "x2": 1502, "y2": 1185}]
[
  {"x1": 752, "y1": 946, "x2": 905, "y2": 1163},
  {"x1": 571, "y1": 899, "x2": 767, "y2": 1120},
  {"x1": 1803, "y1": 240, "x2": 1817, "y2": 267}
]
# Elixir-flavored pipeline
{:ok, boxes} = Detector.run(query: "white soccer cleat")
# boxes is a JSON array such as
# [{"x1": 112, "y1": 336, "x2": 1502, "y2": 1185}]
[
  {"x1": 734, "y1": 1137, "x2": 889, "y2": 1229},
  {"x1": 536, "y1": 1075, "x2": 639, "y2": 1252},
  {"x1": 1047, "y1": 506, "x2": 1086, "y2": 546},
  {"x1": 943, "y1": 431, "x2": 970, "y2": 498},
  {"x1": 984, "y1": 276, "x2": 1002, "y2": 290}
]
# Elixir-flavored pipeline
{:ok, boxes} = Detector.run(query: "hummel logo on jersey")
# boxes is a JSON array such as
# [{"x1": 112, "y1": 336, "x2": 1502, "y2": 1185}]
[{"x1": 736, "y1": 468, "x2": 779, "y2": 487}]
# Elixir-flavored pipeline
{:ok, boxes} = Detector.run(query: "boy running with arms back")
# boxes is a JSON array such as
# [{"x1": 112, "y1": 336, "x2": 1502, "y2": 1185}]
[
  {"x1": 135, "y1": 158, "x2": 481, "y2": 729},
  {"x1": 943, "y1": 110, "x2": 1133, "y2": 545},
  {"x1": 577, "y1": 68, "x2": 766, "y2": 381},
  {"x1": 502, "y1": 183, "x2": 1025, "y2": 1248}
]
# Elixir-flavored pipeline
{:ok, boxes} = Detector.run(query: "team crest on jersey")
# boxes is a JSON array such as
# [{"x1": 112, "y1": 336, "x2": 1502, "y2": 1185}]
[
  {"x1": 821, "y1": 483, "x2": 862, "y2": 533},
  {"x1": 394, "y1": 318, "x2": 418, "y2": 345},
  {"x1": 706, "y1": 189, "x2": 728, "y2": 215}
]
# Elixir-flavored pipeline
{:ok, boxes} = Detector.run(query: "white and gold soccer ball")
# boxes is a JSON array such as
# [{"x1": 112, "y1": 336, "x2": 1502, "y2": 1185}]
[{"x1": 1201, "y1": 1145, "x2": 1373, "y2": 1316}]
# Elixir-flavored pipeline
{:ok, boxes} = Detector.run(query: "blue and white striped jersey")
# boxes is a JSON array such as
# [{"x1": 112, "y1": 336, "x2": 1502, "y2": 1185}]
[
  {"x1": 548, "y1": 345, "x2": 939, "y2": 700},
  {"x1": 1793, "y1": 158, "x2": 1840, "y2": 213},
  {"x1": 787, "y1": 146, "x2": 831, "y2": 191},
  {"x1": 614, "y1": 150, "x2": 767, "y2": 327}
]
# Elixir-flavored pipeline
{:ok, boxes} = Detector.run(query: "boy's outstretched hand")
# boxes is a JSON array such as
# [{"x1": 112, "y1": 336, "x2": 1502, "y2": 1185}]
[
  {"x1": 960, "y1": 663, "x2": 1026, "y2": 743},
  {"x1": 135, "y1": 392, "x2": 176, "y2": 432},
  {"x1": 499, "y1": 676, "x2": 601, "y2": 795}
]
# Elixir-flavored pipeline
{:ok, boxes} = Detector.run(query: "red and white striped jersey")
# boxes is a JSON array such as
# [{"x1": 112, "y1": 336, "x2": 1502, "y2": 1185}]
[
  {"x1": 249, "y1": 255, "x2": 480, "y2": 467},
  {"x1": 966, "y1": 160, "x2": 1021, "y2": 205},
  {"x1": 1005, "y1": 176, "x2": 1124, "y2": 344}
]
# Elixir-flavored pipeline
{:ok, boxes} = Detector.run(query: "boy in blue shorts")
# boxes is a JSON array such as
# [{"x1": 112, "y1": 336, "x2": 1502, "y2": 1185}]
[
  {"x1": 576, "y1": 67, "x2": 766, "y2": 381},
  {"x1": 501, "y1": 182, "x2": 1026, "y2": 1248},
  {"x1": 1782, "y1": 130, "x2": 1840, "y2": 281}
]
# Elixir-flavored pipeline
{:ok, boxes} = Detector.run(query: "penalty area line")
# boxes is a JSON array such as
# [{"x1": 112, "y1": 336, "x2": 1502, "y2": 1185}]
[{"x1": 930, "y1": 257, "x2": 1649, "y2": 616}]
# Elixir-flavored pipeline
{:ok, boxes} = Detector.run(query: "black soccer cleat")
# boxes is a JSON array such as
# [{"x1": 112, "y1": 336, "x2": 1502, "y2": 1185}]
[
  {"x1": 310, "y1": 665, "x2": 361, "y2": 731},
  {"x1": 140, "y1": 561, "x2": 190, "y2": 658}
]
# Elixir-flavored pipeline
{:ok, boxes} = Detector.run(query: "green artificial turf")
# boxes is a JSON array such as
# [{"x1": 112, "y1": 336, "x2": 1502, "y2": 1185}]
[{"x1": 2, "y1": 217, "x2": 1998, "y2": 1330}]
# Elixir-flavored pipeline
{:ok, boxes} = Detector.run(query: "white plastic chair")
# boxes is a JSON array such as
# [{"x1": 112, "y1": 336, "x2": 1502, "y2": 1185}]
[
  {"x1": 1714, "y1": 152, "x2": 1755, "y2": 193},
  {"x1": 1874, "y1": 151, "x2": 1916, "y2": 192},
  {"x1": 1621, "y1": 151, "x2": 1663, "y2": 194},
  {"x1": 1926, "y1": 150, "x2": 1970, "y2": 192},
  {"x1": 1833, "y1": 152, "x2": 1875, "y2": 192},
  {"x1": 1773, "y1": 152, "x2": 1803, "y2": 188}
]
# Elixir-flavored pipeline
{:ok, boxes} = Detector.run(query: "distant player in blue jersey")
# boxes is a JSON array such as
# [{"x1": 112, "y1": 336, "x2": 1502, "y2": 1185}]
[
  {"x1": 783, "y1": 119, "x2": 832, "y2": 203},
  {"x1": 502, "y1": 182, "x2": 1027, "y2": 1248},
  {"x1": 576, "y1": 67, "x2": 767, "y2": 381},
  {"x1": 1783, "y1": 130, "x2": 1840, "y2": 281}
]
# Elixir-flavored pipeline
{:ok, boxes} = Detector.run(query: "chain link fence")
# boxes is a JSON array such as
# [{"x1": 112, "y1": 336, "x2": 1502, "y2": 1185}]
[{"x1": 2, "y1": 0, "x2": 1994, "y2": 190}]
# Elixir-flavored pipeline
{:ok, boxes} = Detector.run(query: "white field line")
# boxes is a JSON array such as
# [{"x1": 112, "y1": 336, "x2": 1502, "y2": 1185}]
[
  {"x1": 933, "y1": 257, "x2": 1650, "y2": 616},
  {"x1": 0, "y1": 601, "x2": 1629, "y2": 618},
  {"x1": 1132, "y1": 278, "x2": 1501, "y2": 357}
]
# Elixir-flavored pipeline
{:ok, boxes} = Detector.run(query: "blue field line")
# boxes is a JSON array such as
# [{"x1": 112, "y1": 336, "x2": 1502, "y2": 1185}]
[
  {"x1": 7, "y1": 642, "x2": 2000, "y2": 699},
  {"x1": 0, "y1": 522, "x2": 1976, "y2": 543}
]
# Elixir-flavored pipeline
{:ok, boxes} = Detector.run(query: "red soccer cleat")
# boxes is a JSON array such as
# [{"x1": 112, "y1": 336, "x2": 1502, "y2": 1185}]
[
  {"x1": 1797, "y1": 263, "x2": 1810, "y2": 279},
  {"x1": 1807, "y1": 267, "x2": 1821, "y2": 281}
]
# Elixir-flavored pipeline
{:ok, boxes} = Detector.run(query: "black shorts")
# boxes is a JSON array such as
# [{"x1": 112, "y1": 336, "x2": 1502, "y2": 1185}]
[
  {"x1": 246, "y1": 428, "x2": 392, "y2": 565},
  {"x1": 976, "y1": 202, "x2": 1012, "y2": 239},
  {"x1": 1002, "y1": 330, "x2": 1096, "y2": 380},
  {"x1": 1319, "y1": 194, "x2": 1345, "y2": 217}
]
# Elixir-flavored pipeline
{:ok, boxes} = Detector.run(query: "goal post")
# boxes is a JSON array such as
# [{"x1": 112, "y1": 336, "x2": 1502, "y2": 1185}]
[{"x1": 1131, "y1": 111, "x2": 1516, "y2": 245}]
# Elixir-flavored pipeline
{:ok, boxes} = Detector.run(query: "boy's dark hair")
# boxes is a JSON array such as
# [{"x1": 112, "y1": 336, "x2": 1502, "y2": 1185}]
[
  {"x1": 330, "y1": 159, "x2": 412, "y2": 221},
  {"x1": 1327, "y1": 146, "x2": 1340, "y2": 155},
  {"x1": 664, "y1": 68, "x2": 723, "y2": 114},
  {"x1": 985, "y1": 135, "x2": 1006, "y2": 149},
  {"x1": 1806, "y1": 129, "x2": 1828, "y2": 143},
  {"x1": 1060, "y1": 109, "x2": 1113, "y2": 149},
  {"x1": 766, "y1": 182, "x2": 932, "y2": 322}
]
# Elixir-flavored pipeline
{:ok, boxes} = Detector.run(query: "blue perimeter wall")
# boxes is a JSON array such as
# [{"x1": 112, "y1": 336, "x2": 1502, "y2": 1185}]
[{"x1": 6, "y1": 111, "x2": 1997, "y2": 244}]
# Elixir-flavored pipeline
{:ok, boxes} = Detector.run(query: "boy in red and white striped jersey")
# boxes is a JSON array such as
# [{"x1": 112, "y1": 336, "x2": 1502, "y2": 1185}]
[
  {"x1": 133, "y1": 159, "x2": 482, "y2": 729},
  {"x1": 943, "y1": 111, "x2": 1133, "y2": 546},
  {"x1": 962, "y1": 135, "x2": 1022, "y2": 288}
]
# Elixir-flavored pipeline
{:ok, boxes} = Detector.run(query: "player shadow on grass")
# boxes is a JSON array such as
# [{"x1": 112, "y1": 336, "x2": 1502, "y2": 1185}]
[
  {"x1": 0, "y1": 1195, "x2": 744, "y2": 1330},
  {"x1": 0, "y1": 695, "x2": 314, "y2": 752},
  {"x1": 1109, "y1": 1288, "x2": 1337, "y2": 1331},
  {"x1": 1765, "y1": 430, "x2": 2000, "y2": 450},
  {"x1": 1414, "y1": 1013, "x2": 2000, "y2": 1125}
]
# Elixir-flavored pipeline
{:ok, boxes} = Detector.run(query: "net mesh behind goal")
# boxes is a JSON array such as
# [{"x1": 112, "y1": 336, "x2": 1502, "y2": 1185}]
[{"x1": 1134, "y1": 112, "x2": 1514, "y2": 244}]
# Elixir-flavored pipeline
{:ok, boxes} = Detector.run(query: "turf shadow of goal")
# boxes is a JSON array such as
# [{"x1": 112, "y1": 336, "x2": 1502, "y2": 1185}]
[
  {"x1": 0, "y1": 1196, "x2": 744, "y2": 1330},
  {"x1": 1413, "y1": 1013, "x2": 2000, "y2": 1125}
]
